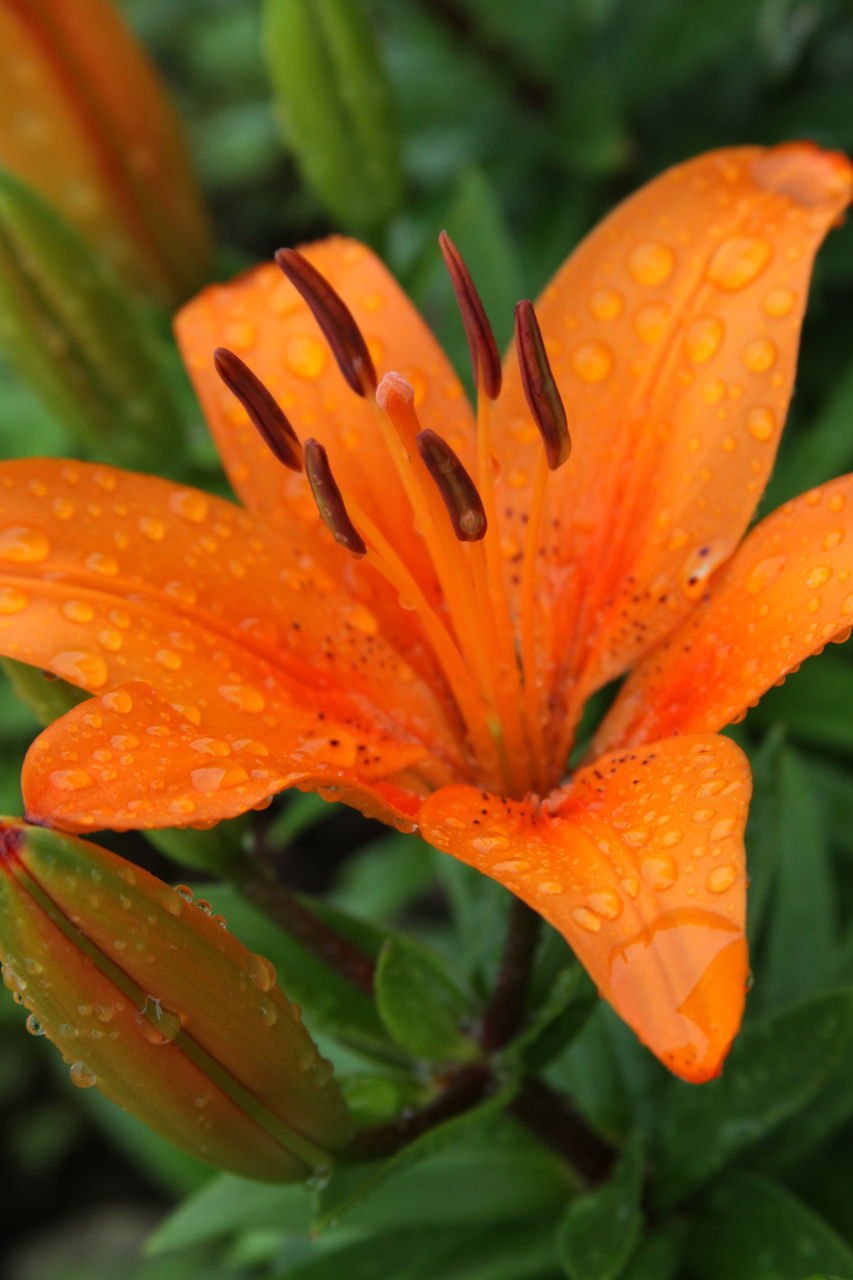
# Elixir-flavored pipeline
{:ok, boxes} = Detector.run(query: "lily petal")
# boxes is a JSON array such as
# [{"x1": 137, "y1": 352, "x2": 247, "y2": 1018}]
[
  {"x1": 595, "y1": 475, "x2": 853, "y2": 751},
  {"x1": 23, "y1": 681, "x2": 426, "y2": 833},
  {"x1": 492, "y1": 143, "x2": 853, "y2": 705},
  {"x1": 420, "y1": 734, "x2": 751, "y2": 1082},
  {"x1": 175, "y1": 237, "x2": 475, "y2": 564}
]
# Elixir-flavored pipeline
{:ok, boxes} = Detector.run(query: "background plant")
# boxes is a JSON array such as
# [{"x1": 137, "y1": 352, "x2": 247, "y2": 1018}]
[{"x1": 2, "y1": 1, "x2": 853, "y2": 1278}]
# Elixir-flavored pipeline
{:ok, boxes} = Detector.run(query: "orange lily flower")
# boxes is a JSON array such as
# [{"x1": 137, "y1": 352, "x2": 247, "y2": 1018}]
[{"x1": 0, "y1": 143, "x2": 850, "y2": 1083}]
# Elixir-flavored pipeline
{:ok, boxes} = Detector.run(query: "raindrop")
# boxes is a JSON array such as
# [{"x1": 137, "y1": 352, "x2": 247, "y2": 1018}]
[
  {"x1": 136, "y1": 997, "x2": 183, "y2": 1045},
  {"x1": 69, "y1": 1061, "x2": 97, "y2": 1088}
]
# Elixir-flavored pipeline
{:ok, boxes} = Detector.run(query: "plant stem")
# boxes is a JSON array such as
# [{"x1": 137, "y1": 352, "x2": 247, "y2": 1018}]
[
  {"x1": 349, "y1": 1064, "x2": 492, "y2": 1160},
  {"x1": 510, "y1": 1076, "x2": 615, "y2": 1185},
  {"x1": 230, "y1": 855, "x2": 376, "y2": 997},
  {"x1": 479, "y1": 898, "x2": 542, "y2": 1051}
]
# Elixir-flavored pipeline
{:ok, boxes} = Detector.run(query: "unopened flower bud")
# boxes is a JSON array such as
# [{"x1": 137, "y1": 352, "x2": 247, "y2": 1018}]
[
  {"x1": 0, "y1": 819, "x2": 351, "y2": 1182},
  {"x1": 0, "y1": 0, "x2": 211, "y2": 304}
]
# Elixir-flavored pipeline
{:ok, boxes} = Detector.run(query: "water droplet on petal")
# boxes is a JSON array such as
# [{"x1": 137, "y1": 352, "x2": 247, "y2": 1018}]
[
  {"x1": 218, "y1": 684, "x2": 265, "y2": 712},
  {"x1": 139, "y1": 517, "x2": 165, "y2": 541},
  {"x1": 246, "y1": 952, "x2": 277, "y2": 991},
  {"x1": 571, "y1": 906, "x2": 602, "y2": 933},
  {"x1": 190, "y1": 764, "x2": 250, "y2": 792},
  {"x1": 684, "y1": 316, "x2": 724, "y2": 364},
  {"x1": 102, "y1": 688, "x2": 133, "y2": 713},
  {"x1": 745, "y1": 553, "x2": 787, "y2": 594},
  {"x1": 707, "y1": 236, "x2": 772, "y2": 290},
  {"x1": 706, "y1": 865, "x2": 737, "y2": 893},
  {"x1": 640, "y1": 853, "x2": 678, "y2": 891},
  {"x1": 806, "y1": 565, "x2": 832, "y2": 588},
  {"x1": 169, "y1": 490, "x2": 209, "y2": 523},
  {"x1": 0, "y1": 586, "x2": 28, "y2": 614},
  {"x1": 587, "y1": 889, "x2": 623, "y2": 920},
  {"x1": 285, "y1": 334, "x2": 327, "y2": 379},
  {"x1": 69, "y1": 1061, "x2": 97, "y2": 1088},
  {"x1": 50, "y1": 768, "x2": 94, "y2": 791},
  {"x1": 633, "y1": 302, "x2": 670, "y2": 344},
  {"x1": 746, "y1": 405, "x2": 776, "y2": 441},
  {"x1": 136, "y1": 997, "x2": 183, "y2": 1045},
  {"x1": 742, "y1": 338, "x2": 777, "y2": 373},
  {"x1": 26, "y1": 1014, "x2": 44, "y2": 1036},
  {"x1": 762, "y1": 286, "x2": 796, "y2": 317},
  {"x1": 0, "y1": 526, "x2": 49, "y2": 562},
  {"x1": 589, "y1": 288, "x2": 623, "y2": 321},
  {"x1": 628, "y1": 241, "x2": 675, "y2": 285},
  {"x1": 52, "y1": 650, "x2": 109, "y2": 688},
  {"x1": 570, "y1": 340, "x2": 612, "y2": 382}
]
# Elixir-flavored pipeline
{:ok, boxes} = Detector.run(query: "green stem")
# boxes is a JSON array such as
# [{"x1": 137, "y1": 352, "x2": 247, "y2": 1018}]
[{"x1": 479, "y1": 898, "x2": 542, "y2": 1051}]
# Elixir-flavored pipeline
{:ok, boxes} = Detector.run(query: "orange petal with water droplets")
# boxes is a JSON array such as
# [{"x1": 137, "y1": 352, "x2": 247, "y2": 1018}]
[
  {"x1": 0, "y1": 459, "x2": 461, "y2": 773},
  {"x1": 595, "y1": 475, "x2": 853, "y2": 752},
  {"x1": 23, "y1": 681, "x2": 426, "y2": 834},
  {"x1": 174, "y1": 237, "x2": 475, "y2": 560},
  {"x1": 420, "y1": 734, "x2": 752, "y2": 1082},
  {"x1": 492, "y1": 142, "x2": 853, "y2": 705}
]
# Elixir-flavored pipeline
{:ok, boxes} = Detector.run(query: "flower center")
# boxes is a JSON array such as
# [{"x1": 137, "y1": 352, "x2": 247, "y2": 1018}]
[{"x1": 215, "y1": 241, "x2": 573, "y2": 800}]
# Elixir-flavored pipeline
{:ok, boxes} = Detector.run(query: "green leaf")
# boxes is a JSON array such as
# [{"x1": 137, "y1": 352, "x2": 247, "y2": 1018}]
[
  {"x1": 686, "y1": 1172, "x2": 853, "y2": 1280},
  {"x1": 0, "y1": 169, "x2": 187, "y2": 469},
  {"x1": 753, "y1": 653, "x2": 853, "y2": 754},
  {"x1": 146, "y1": 1173, "x2": 312, "y2": 1254},
  {"x1": 268, "y1": 1220, "x2": 560, "y2": 1280},
  {"x1": 616, "y1": 1221, "x2": 686, "y2": 1280},
  {"x1": 755, "y1": 745, "x2": 837, "y2": 1011},
  {"x1": 198, "y1": 885, "x2": 392, "y2": 1059},
  {"x1": 655, "y1": 989, "x2": 853, "y2": 1207},
  {"x1": 557, "y1": 1134, "x2": 644, "y2": 1280},
  {"x1": 764, "y1": 358, "x2": 853, "y2": 507},
  {"x1": 313, "y1": 1075, "x2": 519, "y2": 1231},
  {"x1": 329, "y1": 832, "x2": 436, "y2": 923},
  {"x1": 375, "y1": 934, "x2": 477, "y2": 1061},
  {"x1": 263, "y1": 0, "x2": 403, "y2": 232}
]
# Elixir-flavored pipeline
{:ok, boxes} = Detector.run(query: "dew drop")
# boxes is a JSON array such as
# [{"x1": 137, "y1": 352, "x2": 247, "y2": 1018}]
[
  {"x1": 259, "y1": 1001, "x2": 279, "y2": 1027},
  {"x1": 0, "y1": 586, "x2": 28, "y2": 614},
  {"x1": 742, "y1": 338, "x2": 777, "y2": 373},
  {"x1": 190, "y1": 764, "x2": 250, "y2": 793},
  {"x1": 52, "y1": 650, "x2": 109, "y2": 688},
  {"x1": 684, "y1": 316, "x2": 724, "y2": 364},
  {"x1": 61, "y1": 599, "x2": 95, "y2": 623},
  {"x1": 745, "y1": 553, "x2": 787, "y2": 594},
  {"x1": 706, "y1": 236, "x2": 772, "y2": 290},
  {"x1": 587, "y1": 889, "x2": 623, "y2": 920},
  {"x1": 69, "y1": 1061, "x2": 97, "y2": 1088},
  {"x1": 136, "y1": 997, "x2": 183, "y2": 1045},
  {"x1": 710, "y1": 818, "x2": 736, "y2": 841},
  {"x1": 640, "y1": 853, "x2": 678, "y2": 891},
  {"x1": 571, "y1": 906, "x2": 602, "y2": 933},
  {"x1": 175, "y1": 884, "x2": 194, "y2": 902},
  {"x1": 139, "y1": 517, "x2": 166, "y2": 541},
  {"x1": 285, "y1": 334, "x2": 327, "y2": 379},
  {"x1": 620, "y1": 877, "x2": 639, "y2": 899},
  {"x1": 247, "y1": 952, "x2": 277, "y2": 991},
  {"x1": 762, "y1": 286, "x2": 796, "y2": 317},
  {"x1": 102, "y1": 688, "x2": 132, "y2": 713},
  {"x1": 50, "y1": 768, "x2": 94, "y2": 792},
  {"x1": 0, "y1": 526, "x2": 50, "y2": 562},
  {"x1": 706, "y1": 865, "x2": 737, "y2": 893},
  {"x1": 589, "y1": 287, "x2": 623, "y2": 321},
  {"x1": 746, "y1": 405, "x2": 776, "y2": 441},
  {"x1": 633, "y1": 302, "x2": 670, "y2": 344},
  {"x1": 155, "y1": 648, "x2": 182, "y2": 670},
  {"x1": 218, "y1": 684, "x2": 265, "y2": 713},
  {"x1": 570, "y1": 339, "x2": 612, "y2": 383},
  {"x1": 169, "y1": 489, "x2": 209, "y2": 523},
  {"x1": 26, "y1": 1013, "x2": 45, "y2": 1036},
  {"x1": 628, "y1": 241, "x2": 675, "y2": 286},
  {"x1": 85, "y1": 551, "x2": 118, "y2": 576},
  {"x1": 806, "y1": 565, "x2": 832, "y2": 588}
]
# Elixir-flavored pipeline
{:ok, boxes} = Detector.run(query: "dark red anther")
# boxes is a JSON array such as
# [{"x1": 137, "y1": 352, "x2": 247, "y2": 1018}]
[
  {"x1": 304, "y1": 439, "x2": 367, "y2": 558},
  {"x1": 275, "y1": 248, "x2": 377, "y2": 396},
  {"x1": 213, "y1": 348, "x2": 303, "y2": 472},
  {"x1": 514, "y1": 299, "x2": 571, "y2": 470},
  {"x1": 417, "y1": 428, "x2": 487, "y2": 542},
  {"x1": 438, "y1": 231, "x2": 502, "y2": 400}
]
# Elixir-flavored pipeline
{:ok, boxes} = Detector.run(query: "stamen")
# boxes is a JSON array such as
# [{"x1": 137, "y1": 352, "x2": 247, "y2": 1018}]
[
  {"x1": 275, "y1": 248, "x2": 377, "y2": 395},
  {"x1": 303, "y1": 439, "x2": 367, "y2": 557},
  {"x1": 213, "y1": 348, "x2": 303, "y2": 471},
  {"x1": 417, "y1": 429, "x2": 487, "y2": 541},
  {"x1": 438, "y1": 231, "x2": 501, "y2": 399},
  {"x1": 514, "y1": 299, "x2": 571, "y2": 470}
]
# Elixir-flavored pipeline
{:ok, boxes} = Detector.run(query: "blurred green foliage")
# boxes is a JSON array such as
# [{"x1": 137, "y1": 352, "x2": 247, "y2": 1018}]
[{"x1": 2, "y1": 0, "x2": 853, "y2": 1278}]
